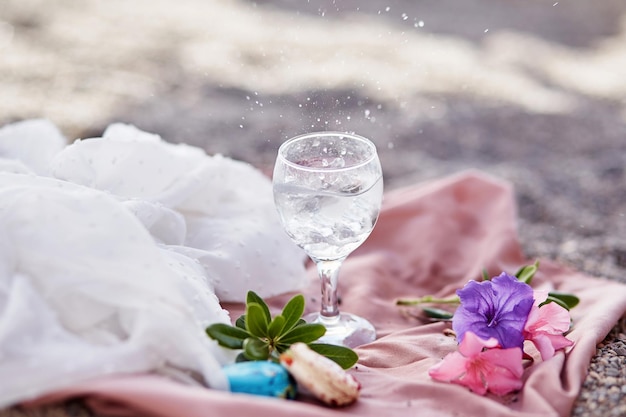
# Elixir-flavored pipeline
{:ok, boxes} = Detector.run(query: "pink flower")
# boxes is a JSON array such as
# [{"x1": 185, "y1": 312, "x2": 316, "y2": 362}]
[
  {"x1": 524, "y1": 291, "x2": 574, "y2": 360},
  {"x1": 429, "y1": 331, "x2": 524, "y2": 395}
]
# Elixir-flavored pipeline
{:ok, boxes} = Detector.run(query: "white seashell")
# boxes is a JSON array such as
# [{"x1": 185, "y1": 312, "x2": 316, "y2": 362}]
[{"x1": 279, "y1": 343, "x2": 360, "y2": 407}]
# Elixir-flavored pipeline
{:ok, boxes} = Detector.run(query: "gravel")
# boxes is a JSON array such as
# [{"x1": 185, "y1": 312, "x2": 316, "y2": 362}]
[{"x1": 572, "y1": 319, "x2": 626, "y2": 417}]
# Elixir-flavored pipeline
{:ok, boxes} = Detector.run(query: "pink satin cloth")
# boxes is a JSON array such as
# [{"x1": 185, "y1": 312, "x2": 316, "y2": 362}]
[{"x1": 28, "y1": 171, "x2": 626, "y2": 417}]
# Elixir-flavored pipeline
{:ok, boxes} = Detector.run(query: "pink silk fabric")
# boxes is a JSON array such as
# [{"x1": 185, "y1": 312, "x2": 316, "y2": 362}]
[{"x1": 27, "y1": 171, "x2": 626, "y2": 417}]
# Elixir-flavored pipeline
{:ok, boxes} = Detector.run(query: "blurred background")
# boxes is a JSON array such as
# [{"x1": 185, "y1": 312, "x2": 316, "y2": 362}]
[
  {"x1": 1, "y1": 1, "x2": 626, "y2": 414},
  {"x1": 1, "y1": 0, "x2": 624, "y2": 280}
]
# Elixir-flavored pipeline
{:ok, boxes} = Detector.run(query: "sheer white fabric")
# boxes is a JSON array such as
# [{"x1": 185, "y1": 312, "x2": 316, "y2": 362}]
[
  {"x1": 0, "y1": 119, "x2": 66, "y2": 175},
  {"x1": 0, "y1": 120, "x2": 307, "y2": 407}
]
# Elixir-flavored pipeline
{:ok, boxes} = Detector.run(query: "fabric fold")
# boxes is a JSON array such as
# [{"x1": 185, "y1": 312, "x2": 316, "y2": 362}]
[{"x1": 23, "y1": 170, "x2": 626, "y2": 417}]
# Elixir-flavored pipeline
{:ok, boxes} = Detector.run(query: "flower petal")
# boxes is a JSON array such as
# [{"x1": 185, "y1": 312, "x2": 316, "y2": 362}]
[
  {"x1": 483, "y1": 364, "x2": 524, "y2": 395},
  {"x1": 530, "y1": 333, "x2": 574, "y2": 360},
  {"x1": 458, "y1": 331, "x2": 499, "y2": 356},
  {"x1": 530, "y1": 334, "x2": 556, "y2": 360},
  {"x1": 546, "y1": 333, "x2": 574, "y2": 351},
  {"x1": 481, "y1": 346, "x2": 524, "y2": 379},
  {"x1": 430, "y1": 332, "x2": 523, "y2": 396},
  {"x1": 478, "y1": 346, "x2": 523, "y2": 395},
  {"x1": 524, "y1": 295, "x2": 574, "y2": 360},
  {"x1": 457, "y1": 365, "x2": 489, "y2": 395},
  {"x1": 525, "y1": 301, "x2": 571, "y2": 335},
  {"x1": 453, "y1": 273, "x2": 534, "y2": 349},
  {"x1": 428, "y1": 351, "x2": 468, "y2": 383}
]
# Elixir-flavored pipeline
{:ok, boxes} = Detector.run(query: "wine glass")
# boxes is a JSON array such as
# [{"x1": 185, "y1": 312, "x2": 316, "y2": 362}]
[{"x1": 272, "y1": 131, "x2": 383, "y2": 348}]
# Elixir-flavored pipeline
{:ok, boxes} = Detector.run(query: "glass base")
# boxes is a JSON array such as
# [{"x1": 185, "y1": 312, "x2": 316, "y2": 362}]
[{"x1": 304, "y1": 312, "x2": 376, "y2": 348}]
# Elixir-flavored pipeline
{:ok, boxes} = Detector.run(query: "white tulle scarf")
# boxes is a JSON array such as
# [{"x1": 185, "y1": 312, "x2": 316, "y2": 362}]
[{"x1": 0, "y1": 120, "x2": 307, "y2": 407}]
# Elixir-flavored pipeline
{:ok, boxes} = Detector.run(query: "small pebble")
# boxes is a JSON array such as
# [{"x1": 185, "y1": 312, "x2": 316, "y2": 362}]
[{"x1": 223, "y1": 361, "x2": 297, "y2": 399}]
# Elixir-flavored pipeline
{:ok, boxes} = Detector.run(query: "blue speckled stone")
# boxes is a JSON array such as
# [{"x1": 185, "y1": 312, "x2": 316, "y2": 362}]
[{"x1": 223, "y1": 361, "x2": 297, "y2": 399}]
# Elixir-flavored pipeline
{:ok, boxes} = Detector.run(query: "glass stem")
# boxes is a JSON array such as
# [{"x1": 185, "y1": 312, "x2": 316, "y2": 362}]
[{"x1": 315, "y1": 258, "x2": 345, "y2": 322}]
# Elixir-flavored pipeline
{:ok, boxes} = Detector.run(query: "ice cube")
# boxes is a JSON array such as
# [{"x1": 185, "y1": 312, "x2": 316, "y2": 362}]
[
  {"x1": 328, "y1": 157, "x2": 346, "y2": 168},
  {"x1": 340, "y1": 182, "x2": 362, "y2": 194}
]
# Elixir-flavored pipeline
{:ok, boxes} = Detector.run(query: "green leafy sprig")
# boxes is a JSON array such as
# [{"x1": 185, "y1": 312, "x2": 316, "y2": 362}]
[
  {"x1": 396, "y1": 261, "x2": 580, "y2": 320},
  {"x1": 206, "y1": 291, "x2": 358, "y2": 369}
]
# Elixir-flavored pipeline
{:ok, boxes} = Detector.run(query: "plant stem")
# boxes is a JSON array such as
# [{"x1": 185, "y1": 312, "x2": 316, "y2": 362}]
[{"x1": 396, "y1": 295, "x2": 461, "y2": 306}]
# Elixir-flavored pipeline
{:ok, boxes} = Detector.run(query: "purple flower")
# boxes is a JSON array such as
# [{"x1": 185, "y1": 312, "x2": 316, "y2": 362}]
[{"x1": 452, "y1": 272, "x2": 534, "y2": 349}]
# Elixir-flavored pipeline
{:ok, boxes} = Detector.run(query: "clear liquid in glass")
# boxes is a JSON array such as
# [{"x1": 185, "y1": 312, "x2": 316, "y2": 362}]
[
  {"x1": 273, "y1": 177, "x2": 382, "y2": 261},
  {"x1": 272, "y1": 132, "x2": 383, "y2": 347}
]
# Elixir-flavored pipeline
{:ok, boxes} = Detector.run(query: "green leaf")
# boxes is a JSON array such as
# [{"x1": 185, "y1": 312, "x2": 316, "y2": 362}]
[
  {"x1": 294, "y1": 318, "x2": 307, "y2": 327},
  {"x1": 281, "y1": 294, "x2": 305, "y2": 333},
  {"x1": 235, "y1": 352, "x2": 249, "y2": 363},
  {"x1": 247, "y1": 291, "x2": 271, "y2": 323},
  {"x1": 275, "y1": 343, "x2": 291, "y2": 354},
  {"x1": 308, "y1": 343, "x2": 359, "y2": 369},
  {"x1": 235, "y1": 315, "x2": 246, "y2": 330},
  {"x1": 268, "y1": 315, "x2": 286, "y2": 339},
  {"x1": 246, "y1": 302, "x2": 269, "y2": 337},
  {"x1": 278, "y1": 323, "x2": 326, "y2": 345},
  {"x1": 515, "y1": 261, "x2": 539, "y2": 284},
  {"x1": 539, "y1": 295, "x2": 569, "y2": 310},
  {"x1": 540, "y1": 292, "x2": 580, "y2": 311},
  {"x1": 422, "y1": 307, "x2": 454, "y2": 320},
  {"x1": 243, "y1": 337, "x2": 270, "y2": 360},
  {"x1": 548, "y1": 291, "x2": 580, "y2": 310},
  {"x1": 205, "y1": 323, "x2": 250, "y2": 349}
]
